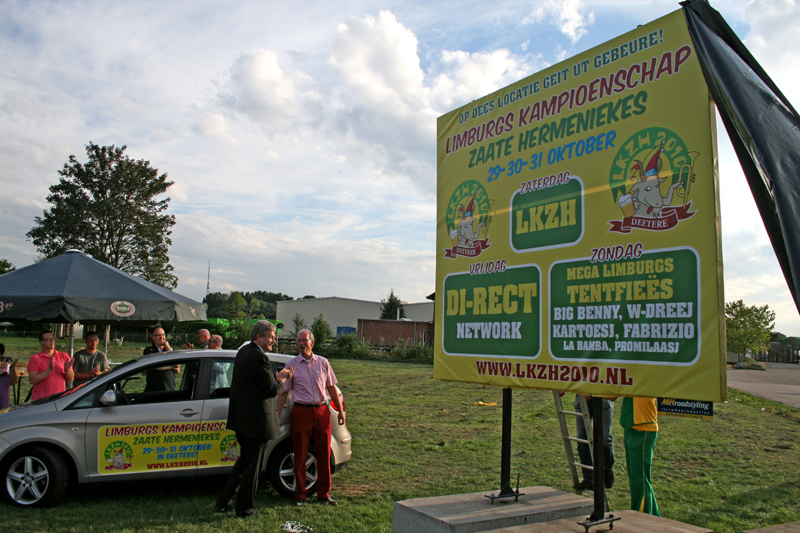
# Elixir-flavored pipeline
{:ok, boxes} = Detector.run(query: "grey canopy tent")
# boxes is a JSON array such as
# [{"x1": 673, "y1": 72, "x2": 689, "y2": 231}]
[{"x1": 0, "y1": 250, "x2": 207, "y2": 352}]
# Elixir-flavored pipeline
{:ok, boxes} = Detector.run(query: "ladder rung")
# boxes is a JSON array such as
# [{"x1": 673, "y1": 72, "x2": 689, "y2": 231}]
[
  {"x1": 560, "y1": 409, "x2": 583, "y2": 416},
  {"x1": 566, "y1": 436, "x2": 590, "y2": 444},
  {"x1": 572, "y1": 462, "x2": 595, "y2": 470}
]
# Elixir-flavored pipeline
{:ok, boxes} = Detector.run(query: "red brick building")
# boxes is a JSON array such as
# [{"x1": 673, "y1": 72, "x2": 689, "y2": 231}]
[{"x1": 357, "y1": 319, "x2": 433, "y2": 347}]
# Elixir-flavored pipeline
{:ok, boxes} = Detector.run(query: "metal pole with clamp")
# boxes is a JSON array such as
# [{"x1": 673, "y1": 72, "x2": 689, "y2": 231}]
[{"x1": 486, "y1": 388, "x2": 524, "y2": 502}]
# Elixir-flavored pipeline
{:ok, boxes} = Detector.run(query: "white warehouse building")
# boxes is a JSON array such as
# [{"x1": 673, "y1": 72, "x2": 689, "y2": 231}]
[{"x1": 276, "y1": 297, "x2": 433, "y2": 337}]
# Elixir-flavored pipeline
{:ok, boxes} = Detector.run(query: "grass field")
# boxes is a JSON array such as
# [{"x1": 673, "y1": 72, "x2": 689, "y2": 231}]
[{"x1": 2, "y1": 336, "x2": 799, "y2": 532}]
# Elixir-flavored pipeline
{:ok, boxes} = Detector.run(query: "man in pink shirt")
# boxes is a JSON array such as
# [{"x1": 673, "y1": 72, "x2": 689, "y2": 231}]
[
  {"x1": 278, "y1": 328, "x2": 345, "y2": 506},
  {"x1": 28, "y1": 330, "x2": 74, "y2": 400}
]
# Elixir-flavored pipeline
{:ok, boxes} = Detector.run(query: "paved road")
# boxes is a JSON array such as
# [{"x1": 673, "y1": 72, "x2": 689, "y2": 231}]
[{"x1": 726, "y1": 362, "x2": 800, "y2": 409}]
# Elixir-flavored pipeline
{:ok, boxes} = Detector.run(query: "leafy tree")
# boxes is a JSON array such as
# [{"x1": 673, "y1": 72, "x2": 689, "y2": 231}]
[
  {"x1": 203, "y1": 292, "x2": 229, "y2": 317},
  {"x1": 204, "y1": 290, "x2": 291, "y2": 319},
  {"x1": 0, "y1": 259, "x2": 15, "y2": 274},
  {"x1": 302, "y1": 295, "x2": 316, "y2": 299},
  {"x1": 221, "y1": 292, "x2": 248, "y2": 321},
  {"x1": 725, "y1": 299, "x2": 775, "y2": 355},
  {"x1": 247, "y1": 291, "x2": 292, "y2": 305},
  {"x1": 311, "y1": 313, "x2": 332, "y2": 344},
  {"x1": 291, "y1": 313, "x2": 306, "y2": 336},
  {"x1": 380, "y1": 289, "x2": 406, "y2": 320},
  {"x1": 27, "y1": 143, "x2": 177, "y2": 288},
  {"x1": 770, "y1": 331, "x2": 800, "y2": 348}
]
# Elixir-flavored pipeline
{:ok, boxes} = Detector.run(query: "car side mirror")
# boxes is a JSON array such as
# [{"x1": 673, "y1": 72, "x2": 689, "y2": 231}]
[{"x1": 99, "y1": 390, "x2": 117, "y2": 406}]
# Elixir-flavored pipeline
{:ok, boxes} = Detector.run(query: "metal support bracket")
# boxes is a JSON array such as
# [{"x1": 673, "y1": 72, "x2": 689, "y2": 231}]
[
  {"x1": 577, "y1": 513, "x2": 621, "y2": 532},
  {"x1": 485, "y1": 473, "x2": 524, "y2": 503}
]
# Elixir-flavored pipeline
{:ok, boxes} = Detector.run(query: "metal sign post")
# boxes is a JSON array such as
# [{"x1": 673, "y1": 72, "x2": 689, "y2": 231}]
[
  {"x1": 578, "y1": 398, "x2": 619, "y2": 531},
  {"x1": 486, "y1": 388, "x2": 523, "y2": 502}
]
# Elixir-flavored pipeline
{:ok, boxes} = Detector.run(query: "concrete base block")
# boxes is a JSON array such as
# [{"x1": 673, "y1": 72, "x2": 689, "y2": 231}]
[
  {"x1": 486, "y1": 509, "x2": 713, "y2": 532},
  {"x1": 391, "y1": 486, "x2": 594, "y2": 533}
]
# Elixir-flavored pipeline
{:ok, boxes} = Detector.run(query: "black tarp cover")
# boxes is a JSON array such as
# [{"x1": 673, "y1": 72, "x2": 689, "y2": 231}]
[
  {"x1": 0, "y1": 250, "x2": 206, "y2": 322},
  {"x1": 683, "y1": 0, "x2": 800, "y2": 314}
]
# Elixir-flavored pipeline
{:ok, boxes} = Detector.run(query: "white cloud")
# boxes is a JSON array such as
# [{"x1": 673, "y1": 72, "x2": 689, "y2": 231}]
[
  {"x1": 330, "y1": 11, "x2": 428, "y2": 114},
  {"x1": 523, "y1": 0, "x2": 595, "y2": 43},
  {"x1": 429, "y1": 49, "x2": 536, "y2": 112},
  {"x1": 217, "y1": 49, "x2": 318, "y2": 132},
  {"x1": 326, "y1": 11, "x2": 437, "y2": 190},
  {"x1": 194, "y1": 113, "x2": 237, "y2": 144},
  {"x1": 742, "y1": 0, "x2": 800, "y2": 106},
  {"x1": 171, "y1": 212, "x2": 435, "y2": 302}
]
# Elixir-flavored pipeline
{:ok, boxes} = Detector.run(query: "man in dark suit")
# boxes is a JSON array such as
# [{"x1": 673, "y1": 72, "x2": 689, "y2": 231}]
[{"x1": 215, "y1": 321, "x2": 293, "y2": 518}]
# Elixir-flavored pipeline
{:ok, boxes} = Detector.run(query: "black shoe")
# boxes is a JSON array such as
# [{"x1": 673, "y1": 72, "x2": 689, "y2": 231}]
[
  {"x1": 294, "y1": 498, "x2": 305, "y2": 507},
  {"x1": 214, "y1": 503, "x2": 233, "y2": 513},
  {"x1": 318, "y1": 496, "x2": 338, "y2": 506},
  {"x1": 604, "y1": 469, "x2": 615, "y2": 489},
  {"x1": 574, "y1": 479, "x2": 593, "y2": 492},
  {"x1": 236, "y1": 509, "x2": 259, "y2": 518}
]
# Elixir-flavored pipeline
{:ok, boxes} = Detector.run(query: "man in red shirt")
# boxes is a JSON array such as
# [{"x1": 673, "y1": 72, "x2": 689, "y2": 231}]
[
  {"x1": 28, "y1": 330, "x2": 74, "y2": 400},
  {"x1": 278, "y1": 329, "x2": 345, "y2": 506}
]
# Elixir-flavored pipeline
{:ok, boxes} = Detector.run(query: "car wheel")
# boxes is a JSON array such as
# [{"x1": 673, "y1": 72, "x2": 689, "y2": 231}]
[
  {"x1": 266, "y1": 439, "x2": 318, "y2": 498},
  {"x1": 3, "y1": 446, "x2": 69, "y2": 507}
]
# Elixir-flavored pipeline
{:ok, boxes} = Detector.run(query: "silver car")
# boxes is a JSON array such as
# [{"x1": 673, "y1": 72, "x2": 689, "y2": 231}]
[{"x1": 0, "y1": 349, "x2": 351, "y2": 507}]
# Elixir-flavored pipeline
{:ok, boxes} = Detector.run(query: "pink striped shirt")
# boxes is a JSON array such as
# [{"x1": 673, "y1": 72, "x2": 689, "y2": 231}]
[{"x1": 283, "y1": 353, "x2": 337, "y2": 405}]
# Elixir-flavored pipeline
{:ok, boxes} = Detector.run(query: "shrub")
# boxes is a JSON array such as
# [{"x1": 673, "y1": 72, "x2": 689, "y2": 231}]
[
  {"x1": 392, "y1": 338, "x2": 434, "y2": 364},
  {"x1": 311, "y1": 314, "x2": 332, "y2": 344},
  {"x1": 330, "y1": 333, "x2": 372, "y2": 359}
]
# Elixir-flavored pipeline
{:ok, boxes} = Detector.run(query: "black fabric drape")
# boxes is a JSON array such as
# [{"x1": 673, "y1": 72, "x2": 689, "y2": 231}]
[{"x1": 682, "y1": 0, "x2": 800, "y2": 314}]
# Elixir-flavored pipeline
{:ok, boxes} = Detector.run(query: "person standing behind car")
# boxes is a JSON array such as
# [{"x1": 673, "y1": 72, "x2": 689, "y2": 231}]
[
  {"x1": 208, "y1": 335, "x2": 230, "y2": 391},
  {"x1": 0, "y1": 344, "x2": 19, "y2": 408},
  {"x1": 72, "y1": 331, "x2": 110, "y2": 386},
  {"x1": 277, "y1": 328, "x2": 345, "y2": 506},
  {"x1": 28, "y1": 330, "x2": 74, "y2": 400},
  {"x1": 143, "y1": 327, "x2": 179, "y2": 392},
  {"x1": 182, "y1": 328, "x2": 211, "y2": 350},
  {"x1": 215, "y1": 321, "x2": 293, "y2": 518}
]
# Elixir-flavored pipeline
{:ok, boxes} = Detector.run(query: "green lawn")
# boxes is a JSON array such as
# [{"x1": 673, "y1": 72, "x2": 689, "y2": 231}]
[{"x1": 2, "y1": 341, "x2": 799, "y2": 532}]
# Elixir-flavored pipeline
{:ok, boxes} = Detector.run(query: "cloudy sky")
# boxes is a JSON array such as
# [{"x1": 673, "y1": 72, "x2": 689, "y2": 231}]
[{"x1": 2, "y1": 0, "x2": 799, "y2": 333}]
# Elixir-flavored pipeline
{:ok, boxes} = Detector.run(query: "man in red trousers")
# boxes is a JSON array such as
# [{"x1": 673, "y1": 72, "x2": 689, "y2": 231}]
[{"x1": 278, "y1": 328, "x2": 345, "y2": 506}]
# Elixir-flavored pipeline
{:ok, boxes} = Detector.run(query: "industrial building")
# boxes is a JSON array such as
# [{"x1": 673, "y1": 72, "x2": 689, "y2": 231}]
[{"x1": 276, "y1": 296, "x2": 433, "y2": 343}]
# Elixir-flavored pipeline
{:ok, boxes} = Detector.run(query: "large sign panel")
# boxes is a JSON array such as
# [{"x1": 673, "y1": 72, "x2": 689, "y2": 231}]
[{"x1": 435, "y1": 9, "x2": 726, "y2": 401}]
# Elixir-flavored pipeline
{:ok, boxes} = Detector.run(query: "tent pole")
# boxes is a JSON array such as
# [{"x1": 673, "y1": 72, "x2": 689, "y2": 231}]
[{"x1": 68, "y1": 321, "x2": 75, "y2": 357}]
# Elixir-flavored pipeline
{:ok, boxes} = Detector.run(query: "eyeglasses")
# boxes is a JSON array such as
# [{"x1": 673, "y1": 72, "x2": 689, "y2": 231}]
[{"x1": 152, "y1": 334, "x2": 166, "y2": 338}]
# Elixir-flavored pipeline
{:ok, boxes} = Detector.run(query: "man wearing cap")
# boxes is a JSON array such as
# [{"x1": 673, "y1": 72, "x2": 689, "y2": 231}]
[{"x1": 277, "y1": 328, "x2": 345, "y2": 506}]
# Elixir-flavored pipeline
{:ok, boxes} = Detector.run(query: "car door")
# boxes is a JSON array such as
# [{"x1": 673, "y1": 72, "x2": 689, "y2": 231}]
[
  {"x1": 82, "y1": 358, "x2": 205, "y2": 481},
  {"x1": 196, "y1": 355, "x2": 237, "y2": 475}
]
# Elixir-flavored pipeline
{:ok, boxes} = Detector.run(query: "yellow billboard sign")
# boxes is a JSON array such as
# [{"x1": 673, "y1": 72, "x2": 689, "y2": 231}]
[{"x1": 435, "y1": 9, "x2": 726, "y2": 401}]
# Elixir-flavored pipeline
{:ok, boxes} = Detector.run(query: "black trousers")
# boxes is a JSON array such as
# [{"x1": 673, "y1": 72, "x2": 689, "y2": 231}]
[{"x1": 216, "y1": 433, "x2": 268, "y2": 515}]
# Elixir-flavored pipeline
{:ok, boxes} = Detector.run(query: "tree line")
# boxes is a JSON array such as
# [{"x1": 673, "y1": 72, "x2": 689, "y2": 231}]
[{"x1": 203, "y1": 291, "x2": 294, "y2": 320}]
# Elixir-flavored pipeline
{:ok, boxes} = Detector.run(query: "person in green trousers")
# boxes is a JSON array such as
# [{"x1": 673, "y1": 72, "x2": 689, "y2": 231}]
[{"x1": 620, "y1": 396, "x2": 660, "y2": 516}]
